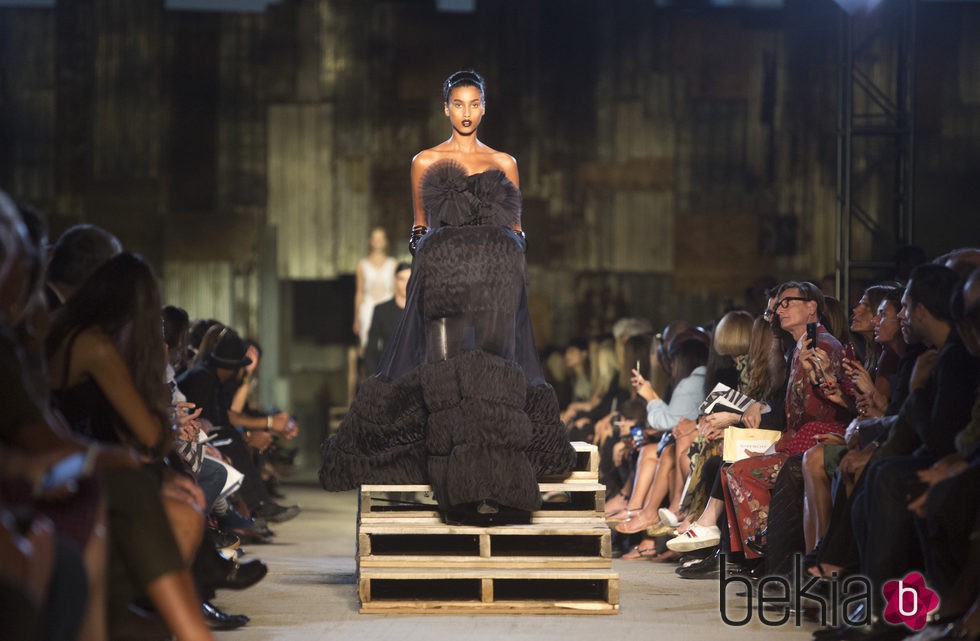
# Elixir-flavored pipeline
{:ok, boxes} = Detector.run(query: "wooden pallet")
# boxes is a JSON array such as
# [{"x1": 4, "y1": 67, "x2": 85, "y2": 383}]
[
  {"x1": 359, "y1": 522, "x2": 612, "y2": 569},
  {"x1": 359, "y1": 442, "x2": 605, "y2": 521},
  {"x1": 359, "y1": 482, "x2": 605, "y2": 522},
  {"x1": 355, "y1": 442, "x2": 619, "y2": 615},
  {"x1": 358, "y1": 568, "x2": 620, "y2": 615}
]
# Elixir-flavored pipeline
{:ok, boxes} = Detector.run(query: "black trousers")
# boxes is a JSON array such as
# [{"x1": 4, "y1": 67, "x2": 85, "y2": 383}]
[
  {"x1": 853, "y1": 455, "x2": 931, "y2": 604},
  {"x1": 213, "y1": 426, "x2": 272, "y2": 512},
  {"x1": 766, "y1": 455, "x2": 805, "y2": 577},
  {"x1": 917, "y1": 458, "x2": 980, "y2": 597}
]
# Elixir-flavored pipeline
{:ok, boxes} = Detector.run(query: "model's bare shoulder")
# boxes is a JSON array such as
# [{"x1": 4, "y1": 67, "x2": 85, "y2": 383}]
[
  {"x1": 411, "y1": 149, "x2": 439, "y2": 171},
  {"x1": 493, "y1": 152, "x2": 517, "y2": 171},
  {"x1": 493, "y1": 152, "x2": 519, "y2": 187}
]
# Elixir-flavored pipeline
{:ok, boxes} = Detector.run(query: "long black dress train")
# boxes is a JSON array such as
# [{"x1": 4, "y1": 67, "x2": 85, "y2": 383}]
[{"x1": 319, "y1": 160, "x2": 576, "y2": 514}]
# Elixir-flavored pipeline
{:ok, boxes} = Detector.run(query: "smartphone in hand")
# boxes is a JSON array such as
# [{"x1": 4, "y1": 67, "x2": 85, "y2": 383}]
[
  {"x1": 806, "y1": 322, "x2": 818, "y2": 349},
  {"x1": 841, "y1": 343, "x2": 858, "y2": 395},
  {"x1": 630, "y1": 426, "x2": 645, "y2": 448},
  {"x1": 34, "y1": 452, "x2": 86, "y2": 497}
]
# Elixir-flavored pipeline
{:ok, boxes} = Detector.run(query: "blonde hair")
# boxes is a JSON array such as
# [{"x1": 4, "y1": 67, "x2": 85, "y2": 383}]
[{"x1": 713, "y1": 310, "x2": 754, "y2": 357}]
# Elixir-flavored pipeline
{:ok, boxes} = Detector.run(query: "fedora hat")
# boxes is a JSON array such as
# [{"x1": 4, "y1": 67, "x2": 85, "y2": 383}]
[{"x1": 207, "y1": 329, "x2": 253, "y2": 369}]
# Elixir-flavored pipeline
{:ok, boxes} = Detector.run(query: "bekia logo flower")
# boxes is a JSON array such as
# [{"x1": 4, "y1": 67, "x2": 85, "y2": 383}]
[{"x1": 882, "y1": 572, "x2": 939, "y2": 631}]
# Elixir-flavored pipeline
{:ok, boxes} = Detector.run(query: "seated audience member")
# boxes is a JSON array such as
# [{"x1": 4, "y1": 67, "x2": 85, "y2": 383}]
[
  {"x1": 848, "y1": 284, "x2": 892, "y2": 378},
  {"x1": 0, "y1": 194, "x2": 94, "y2": 641},
  {"x1": 178, "y1": 329, "x2": 300, "y2": 523},
  {"x1": 562, "y1": 318, "x2": 652, "y2": 429},
  {"x1": 44, "y1": 224, "x2": 121, "y2": 312},
  {"x1": 563, "y1": 338, "x2": 593, "y2": 406},
  {"x1": 163, "y1": 306, "x2": 262, "y2": 630},
  {"x1": 609, "y1": 335, "x2": 708, "y2": 538},
  {"x1": 45, "y1": 251, "x2": 215, "y2": 641},
  {"x1": 904, "y1": 267, "x2": 980, "y2": 641},
  {"x1": 814, "y1": 265, "x2": 979, "y2": 641},
  {"x1": 229, "y1": 338, "x2": 299, "y2": 501},
  {"x1": 669, "y1": 301, "x2": 790, "y2": 570},
  {"x1": 719, "y1": 282, "x2": 852, "y2": 563},
  {"x1": 801, "y1": 285, "x2": 904, "y2": 555}
]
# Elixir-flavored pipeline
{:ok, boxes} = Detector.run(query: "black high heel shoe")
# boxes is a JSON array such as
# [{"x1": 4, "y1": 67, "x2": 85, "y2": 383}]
[{"x1": 745, "y1": 529, "x2": 767, "y2": 556}]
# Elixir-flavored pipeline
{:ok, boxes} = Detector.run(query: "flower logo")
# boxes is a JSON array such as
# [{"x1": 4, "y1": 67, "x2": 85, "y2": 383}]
[{"x1": 882, "y1": 572, "x2": 940, "y2": 631}]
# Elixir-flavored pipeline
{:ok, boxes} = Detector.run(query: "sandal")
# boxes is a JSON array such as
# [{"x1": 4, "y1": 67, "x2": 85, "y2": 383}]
[
  {"x1": 604, "y1": 509, "x2": 636, "y2": 525},
  {"x1": 622, "y1": 540, "x2": 659, "y2": 560},
  {"x1": 648, "y1": 549, "x2": 681, "y2": 564},
  {"x1": 615, "y1": 513, "x2": 658, "y2": 534}
]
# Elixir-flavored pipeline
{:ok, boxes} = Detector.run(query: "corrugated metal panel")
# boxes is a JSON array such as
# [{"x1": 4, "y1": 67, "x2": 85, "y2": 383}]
[
  {"x1": 218, "y1": 13, "x2": 268, "y2": 215},
  {"x1": 162, "y1": 261, "x2": 233, "y2": 324},
  {"x1": 0, "y1": 9, "x2": 55, "y2": 205},
  {"x1": 268, "y1": 104, "x2": 330, "y2": 278},
  {"x1": 91, "y1": 0, "x2": 163, "y2": 180},
  {"x1": 267, "y1": 103, "x2": 369, "y2": 279}
]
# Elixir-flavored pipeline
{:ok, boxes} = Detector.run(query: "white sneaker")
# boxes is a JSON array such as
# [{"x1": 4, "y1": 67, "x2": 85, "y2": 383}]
[
  {"x1": 658, "y1": 507, "x2": 680, "y2": 527},
  {"x1": 666, "y1": 523, "x2": 721, "y2": 552}
]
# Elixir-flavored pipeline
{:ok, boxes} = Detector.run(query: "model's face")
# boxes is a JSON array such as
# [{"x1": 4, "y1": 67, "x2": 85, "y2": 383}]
[
  {"x1": 851, "y1": 294, "x2": 874, "y2": 333},
  {"x1": 394, "y1": 269, "x2": 410, "y2": 299},
  {"x1": 873, "y1": 300, "x2": 900, "y2": 345},
  {"x1": 444, "y1": 86, "x2": 484, "y2": 135}
]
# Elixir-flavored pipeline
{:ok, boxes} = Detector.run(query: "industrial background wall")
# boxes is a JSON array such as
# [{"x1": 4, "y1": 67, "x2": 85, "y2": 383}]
[{"x1": 1, "y1": 0, "x2": 978, "y2": 465}]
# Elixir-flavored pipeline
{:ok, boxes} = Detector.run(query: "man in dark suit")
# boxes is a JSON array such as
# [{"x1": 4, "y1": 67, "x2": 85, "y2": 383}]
[{"x1": 364, "y1": 262, "x2": 411, "y2": 376}]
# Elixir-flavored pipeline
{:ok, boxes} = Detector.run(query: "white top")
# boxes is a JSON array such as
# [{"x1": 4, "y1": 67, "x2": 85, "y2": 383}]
[
  {"x1": 645, "y1": 366, "x2": 707, "y2": 432},
  {"x1": 358, "y1": 256, "x2": 397, "y2": 347}
]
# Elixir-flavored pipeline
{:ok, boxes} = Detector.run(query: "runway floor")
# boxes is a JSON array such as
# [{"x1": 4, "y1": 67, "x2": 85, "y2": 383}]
[{"x1": 212, "y1": 484, "x2": 818, "y2": 641}]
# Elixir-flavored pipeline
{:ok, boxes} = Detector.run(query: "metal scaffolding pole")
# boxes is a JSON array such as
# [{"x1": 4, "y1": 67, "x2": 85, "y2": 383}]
[{"x1": 836, "y1": 0, "x2": 916, "y2": 307}]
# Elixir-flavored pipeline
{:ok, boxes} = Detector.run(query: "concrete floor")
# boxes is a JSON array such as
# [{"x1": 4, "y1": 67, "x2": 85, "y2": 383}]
[{"x1": 213, "y1": 484, "x2": 818, "y2": 641}]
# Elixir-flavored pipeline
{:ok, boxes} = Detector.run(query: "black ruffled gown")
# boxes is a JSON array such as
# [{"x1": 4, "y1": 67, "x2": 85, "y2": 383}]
[{"x1": 319, "y1": 160, "x2": 576, "y2": 515}]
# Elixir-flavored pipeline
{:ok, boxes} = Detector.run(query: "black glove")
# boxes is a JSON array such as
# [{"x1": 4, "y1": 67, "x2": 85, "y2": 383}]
[{"x1": 409, "y1": 225, "x2": 428, "y2": 256}]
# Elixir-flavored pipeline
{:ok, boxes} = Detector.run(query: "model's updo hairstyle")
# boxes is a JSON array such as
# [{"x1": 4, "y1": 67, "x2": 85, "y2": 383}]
[{"x1": 443, "y1": 69, "x2": 485, "y2": 104}]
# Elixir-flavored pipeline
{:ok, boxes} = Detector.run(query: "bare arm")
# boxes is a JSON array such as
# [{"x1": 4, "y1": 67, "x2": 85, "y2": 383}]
[
  {"x1": 411, "y1": 152, "x2": 435, "y2": 228},
  {"x1": 496, "y1": 153, "x2": 522, "y2": 232},
  {"x1": 74, "y1": 331, "x2": 164, "y2": 449}
]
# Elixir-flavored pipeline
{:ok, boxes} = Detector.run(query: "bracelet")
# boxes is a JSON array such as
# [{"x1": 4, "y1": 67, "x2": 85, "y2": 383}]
[
  {"x1": 409, "y1": 225, "x2": 429, "y2": 256},
  {"x1": 266, "y1": 415, "x2": 273, "y2": 429}
]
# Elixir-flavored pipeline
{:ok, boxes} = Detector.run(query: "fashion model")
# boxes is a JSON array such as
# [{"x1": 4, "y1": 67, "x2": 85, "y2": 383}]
[{"x1": 320, "y1": 70, "x2": 575, "y2": 521}]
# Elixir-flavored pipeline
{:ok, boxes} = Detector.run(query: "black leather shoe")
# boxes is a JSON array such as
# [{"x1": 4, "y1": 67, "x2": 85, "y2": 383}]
[
  {"x1": 202, "y1": 601, "x2": 249, "y2": 630},
  {"x1": 228, "y1": 525, "x2": 275, "y2": 544},
  {"x1": 254, "y1": 502, "x2": 301, "y2": 523},
  {"x1": 213, "y1": 558, "x2": 268, "y2": 591},
  {"x1": 206, "y1": 528, "x2": 241, "y2": 550},
  {"x1": 676, "y1": 550, "x2": 721, "y2": 579}
]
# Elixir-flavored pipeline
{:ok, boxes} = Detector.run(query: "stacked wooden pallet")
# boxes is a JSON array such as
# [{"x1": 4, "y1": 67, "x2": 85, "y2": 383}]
[{"x1": 356, "y1": 442, "x2": 619, "y2": 614}]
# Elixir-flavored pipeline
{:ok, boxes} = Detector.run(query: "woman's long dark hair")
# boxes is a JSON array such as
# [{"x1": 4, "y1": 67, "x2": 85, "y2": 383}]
[{"x1": 47, "y1": 252, "x2": 170, "y2": 434}]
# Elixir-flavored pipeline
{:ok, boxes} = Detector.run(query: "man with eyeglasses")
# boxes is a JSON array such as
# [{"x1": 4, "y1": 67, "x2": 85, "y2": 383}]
[
  {"x1": 772, "y1": 281, "x2": 852, "y2": 434},
  {"x1": 718, "y1": 282, "x2": 850, "y2": 580}
]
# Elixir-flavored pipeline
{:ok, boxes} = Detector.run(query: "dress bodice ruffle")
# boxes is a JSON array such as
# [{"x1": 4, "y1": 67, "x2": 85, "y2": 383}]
[{"x1": 421, "y1": 159, "x2": 521, "y2": 229}]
